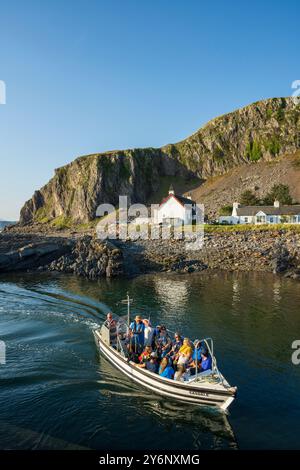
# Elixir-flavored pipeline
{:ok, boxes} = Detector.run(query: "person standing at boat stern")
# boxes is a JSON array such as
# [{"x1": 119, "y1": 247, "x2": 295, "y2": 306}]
[
  {"x1": 105, "y1": 312, "x2": 117, "y2": 346},
  {"x1": 129, "y1": 315, "x2": 145, "y2": 354}
]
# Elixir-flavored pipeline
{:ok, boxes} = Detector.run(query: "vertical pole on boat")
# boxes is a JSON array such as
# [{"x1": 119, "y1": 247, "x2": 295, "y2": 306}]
[
  {"x1": 127, "y1": 292, "x2": 130, "y2": 326},
  {"x1": 195, "y1": 344, "x2": 198, "y2": 379}
]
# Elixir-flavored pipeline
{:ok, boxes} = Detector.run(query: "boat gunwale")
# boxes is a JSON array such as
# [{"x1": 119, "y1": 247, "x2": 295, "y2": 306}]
[
  {"x1": 99, "y1": 342, "x2": 226, "y2": 406},
  {"x1": 94, "y1": 330, "x2": 236, "y2": 399}
]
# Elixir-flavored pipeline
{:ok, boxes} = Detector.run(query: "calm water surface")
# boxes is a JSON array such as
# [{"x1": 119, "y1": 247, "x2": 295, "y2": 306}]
[{"x1": 0, "y1": 271, "x2": 300, "y2": 450}]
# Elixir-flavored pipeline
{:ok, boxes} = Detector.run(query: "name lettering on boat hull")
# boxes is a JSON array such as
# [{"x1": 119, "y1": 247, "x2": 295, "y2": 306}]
[{"x1": 189, "y1": 390, "x2": 209, "y2": 397}]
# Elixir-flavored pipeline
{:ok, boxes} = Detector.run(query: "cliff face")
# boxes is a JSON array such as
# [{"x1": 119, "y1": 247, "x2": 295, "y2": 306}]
[
  {"x1": 20, "y1": 97, "x2": 300, "y2": 224},
  {"x1": 20, "y1": 149, "x2": 193, "y2": 224}
]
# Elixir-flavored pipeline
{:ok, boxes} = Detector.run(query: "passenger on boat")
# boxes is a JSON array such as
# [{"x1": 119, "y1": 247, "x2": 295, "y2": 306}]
[
  {"x1": 173, "y1": 338, "x2": 193, "y2": 381},
  {"x1": 155, "y1": 326, "x2": 172, "y2": 358},
  {"x1": 143, "y1": 319, "x2": 154, "y2": 347},
  {"x1": 138, "y1": 351, "x2": 158, "y2": 373},
  {"x1": 199, "y1": 351, "x2": 212, "y2": 372},
  {"x1": 138, "y1": 345, "x2": 152, "y2": 364},
  {"x1": 190, "y1": 340, "x2": 206, "y2": 365},
  {"x1": 105, "y1": 312, "x2": 117, "y2": 346},
  {"x1": 129, "y1": 315, "x2": 145, "y2": 353},
  {"x1": 177, "y1": 338, "x2": 193, "y2": 366},
  {"x1": 152, "y1": 325, "x2": 161, "y2": 347},
  {"x1": 189, "y1": 346, "x2": 212, "y2": 375},
  {"x1": 168, "y1": 332, "x2": 183, "y2": 359},
  {"x1": 158, "y1": 357, "x2": 174, "y2": 380}
]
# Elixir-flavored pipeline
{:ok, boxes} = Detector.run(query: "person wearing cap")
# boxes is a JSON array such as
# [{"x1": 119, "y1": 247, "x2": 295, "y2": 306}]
[{"x1": 129, "y1": 315, "x2": 145, "y2": 353}]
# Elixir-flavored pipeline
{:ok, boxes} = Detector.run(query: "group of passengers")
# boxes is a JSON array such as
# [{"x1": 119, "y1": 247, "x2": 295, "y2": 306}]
[{"x1": 105, "y1": 312, "x2": 212, "y2": 381}]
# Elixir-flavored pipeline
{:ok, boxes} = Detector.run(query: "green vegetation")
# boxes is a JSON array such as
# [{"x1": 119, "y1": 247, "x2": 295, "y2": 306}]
[
  {"x1": 119, "y1": 158, "x2": 131, "y2": 180},
  {"x1": 266, "y1": 107, "x2": 273, "y2": 119},
  {"x1": 263, "y1": 183, "x2": 292, "y2": 205},
  {"x1": 246, "y1": 139, "x2": 262, "y2": 161},
  {"x1": 240, "y1": 190, "x2": 259, "y2": 206},
  {"x1": 219, "y1": 205, "x2": 233, "y2": 216},
  {"x1": 264, "y1": 136, "x2": 281, "y2": 156},
  {"x1": 50, "y1": 216, "x2": 74, "y2": 230},
  {"x1": 275, "y1": 107, "x2": 285, "y2": 122},
  {"x1": 212, "y1": 146, "x2": 225, "y2": 162},
  {"x1": 204, "y1": 223, "x2": 300, "y2": 233},
  {"x1": 34, "y1": 199, "x2": 54, "y2": 223},
  {"x1": 101, "y1": 155, "x2": 115, "y2": 174}
]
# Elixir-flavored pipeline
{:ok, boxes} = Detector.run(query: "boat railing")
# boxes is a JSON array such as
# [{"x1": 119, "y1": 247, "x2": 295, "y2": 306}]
[
  {"x1": 166, "y1": 329, "x2": 224, "y2": 384},
  {"x1": 116, "y1": 334, "x2": 127, "y2": 358}
]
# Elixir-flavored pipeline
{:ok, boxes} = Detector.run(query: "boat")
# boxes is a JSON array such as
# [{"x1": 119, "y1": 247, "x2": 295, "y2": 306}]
[{"x1": 93, "y1": 295, "x2": 237, "y2": 411}]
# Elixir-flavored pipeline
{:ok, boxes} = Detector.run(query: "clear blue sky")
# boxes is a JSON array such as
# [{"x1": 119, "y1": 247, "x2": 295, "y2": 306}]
[{"x1": 0, "y1": 0, "x2": 299, "y2": 220}]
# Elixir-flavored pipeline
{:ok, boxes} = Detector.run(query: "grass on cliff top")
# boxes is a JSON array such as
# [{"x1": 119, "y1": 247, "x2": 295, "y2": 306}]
[{"x1": 204, "y1": 223, "x2": 300, "y2": 233}]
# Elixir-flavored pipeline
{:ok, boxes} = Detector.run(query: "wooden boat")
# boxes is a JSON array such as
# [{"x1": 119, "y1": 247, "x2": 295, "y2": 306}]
[{"x1": 93, "y1": 296, "x2": 237, "y2": 411}]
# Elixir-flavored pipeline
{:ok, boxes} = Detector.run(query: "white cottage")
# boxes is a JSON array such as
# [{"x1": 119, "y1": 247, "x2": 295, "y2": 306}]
[
  {"x1": 219, "y1": 200, "x2": 300, "y2": 225},
  {"x1": 153, "y1": 186, "x2": 197, "y2": 226}
]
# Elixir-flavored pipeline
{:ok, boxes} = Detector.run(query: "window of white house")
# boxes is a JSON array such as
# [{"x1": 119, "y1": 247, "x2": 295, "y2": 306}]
[
  {"x1": 256, "y1": 215, "x2": 266, "y2": 223},
  {"x1": 269, "y1": 217, "x2": 274, "y2": 223},
  {"x1": 244, "y1": 217, "x2": 248, "y2": 223}
]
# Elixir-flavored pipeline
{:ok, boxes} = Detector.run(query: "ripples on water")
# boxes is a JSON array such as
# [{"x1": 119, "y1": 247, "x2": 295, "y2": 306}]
[{"x1": 0, "y1": 271, "x2": 300, "y2": 449}]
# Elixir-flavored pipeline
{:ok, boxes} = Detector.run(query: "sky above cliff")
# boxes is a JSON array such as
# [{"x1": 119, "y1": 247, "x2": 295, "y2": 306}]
[{"x1": 0, "y1": 0, "x2": 300, "y2": 219}]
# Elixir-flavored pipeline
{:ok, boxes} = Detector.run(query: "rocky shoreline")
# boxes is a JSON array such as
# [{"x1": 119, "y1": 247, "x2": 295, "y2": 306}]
[{"x1": 0, "y1": 227, "x2": 300, "y2": 280}]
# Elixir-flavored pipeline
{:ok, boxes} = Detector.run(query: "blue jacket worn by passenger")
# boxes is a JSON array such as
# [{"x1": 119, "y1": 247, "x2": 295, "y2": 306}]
[
  {"x1": 192, "y1": 348, "x2": 205, "y2": 362},
  {"x1": 159, "y1": 365, "x2": 175, "y2": 379},
  {"x1": 201, "y1": 355, "x2": 212, "y2": 371},
  {"x1": 129, "y1": 320, "x2": 145, "y2": 346}
]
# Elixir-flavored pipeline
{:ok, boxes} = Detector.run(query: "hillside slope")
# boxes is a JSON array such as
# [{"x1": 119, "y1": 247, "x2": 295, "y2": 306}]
[
  {"x1": 20, "y1": 97, "x2": 300, "y2": 224},
  {"x1": 188, "y1": 152, "x2": 300, "y2": 218}
]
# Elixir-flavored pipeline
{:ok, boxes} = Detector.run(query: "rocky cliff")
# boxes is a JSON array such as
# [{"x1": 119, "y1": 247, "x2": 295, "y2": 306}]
[{"x1": 20, "y1": 97, "x2": 300, "y2": 224}]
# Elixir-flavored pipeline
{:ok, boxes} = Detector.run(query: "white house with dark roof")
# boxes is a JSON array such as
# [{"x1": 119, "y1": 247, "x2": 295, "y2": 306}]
[
  {"x1": 219, "y1": 200, "x2": 300, "y2": 225},
  {"x1": 153, "y1": 185, "x2": 198, "y2": 226}
]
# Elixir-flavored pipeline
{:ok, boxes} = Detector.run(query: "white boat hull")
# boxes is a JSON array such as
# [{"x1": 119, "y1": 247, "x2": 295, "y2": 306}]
[{"x1": 94, "y1": 329, "x2": 236, "y2": 411}]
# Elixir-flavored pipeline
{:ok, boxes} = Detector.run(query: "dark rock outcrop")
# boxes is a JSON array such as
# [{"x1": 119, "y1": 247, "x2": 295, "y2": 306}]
[
  {"x1": 0, "y1": 234, "x2": 123, "y2": 279},
  {"x1": 48, "y1": 236, "x2": 123, "y2": 279},
  {"x1": 0, "y1": 235, "x2": 74, "y2": 272},
  {"x1": 116, "y1": 228, "x2": 300, "y2": 279}
]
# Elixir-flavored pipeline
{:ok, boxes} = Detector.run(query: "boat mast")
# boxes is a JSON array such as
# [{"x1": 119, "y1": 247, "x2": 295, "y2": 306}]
[
  {"x1": 127, "y1": 292, "x2": 130, "y2": 325},
  {"x1": 121, "y1": 292, "x2": 133, "y2": 327}
]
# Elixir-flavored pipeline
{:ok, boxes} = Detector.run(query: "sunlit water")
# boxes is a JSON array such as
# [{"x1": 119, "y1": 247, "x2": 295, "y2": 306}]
[{"x1": 0, "y1": 271, "x2": 300, "y2": 449}]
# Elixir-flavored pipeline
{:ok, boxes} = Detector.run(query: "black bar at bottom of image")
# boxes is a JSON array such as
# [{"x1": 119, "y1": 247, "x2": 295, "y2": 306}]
[{"x1": 0, "y1": 450, "x2": 300, "y2": 467}]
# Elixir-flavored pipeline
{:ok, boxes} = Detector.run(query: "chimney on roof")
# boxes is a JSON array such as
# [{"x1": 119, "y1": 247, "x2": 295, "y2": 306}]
[
  {"x1": 232, "y1": 202, "x2": 240, "y2": 217},
  {"x1": 168, "y1": 184, "x2": 175, "y2": 195},
  {"x1": 274, "y1": 200, "x2": 280, "y2": 208}
]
